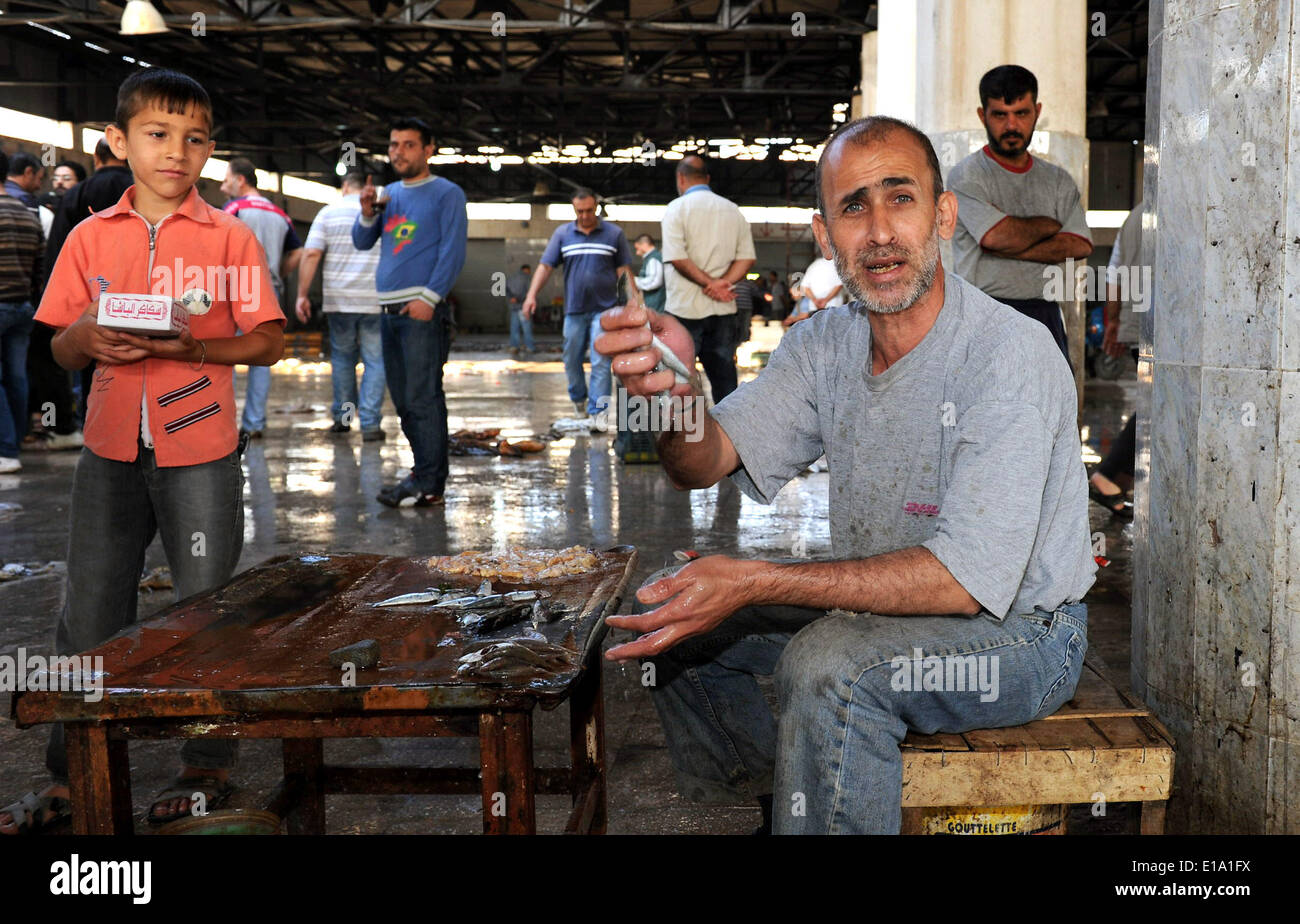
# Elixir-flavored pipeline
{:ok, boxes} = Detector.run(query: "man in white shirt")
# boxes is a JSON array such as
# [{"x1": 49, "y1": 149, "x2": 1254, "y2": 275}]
[
  {"x1": 296, "y1": 171, "x2": 386, "y2": 440},
  {"x1": 661, "y1": 156, "x2": 756, "y2": 401},
  {"x1": 785, "y1": 256, "x2": 846, "y2": 326}
]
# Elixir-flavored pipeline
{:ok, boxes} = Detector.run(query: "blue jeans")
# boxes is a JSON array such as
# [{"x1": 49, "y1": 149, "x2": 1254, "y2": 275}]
[
  {"x1": 642, "y1": 571, "x2": 1087, "y2": 834},
  {"x1": 381, "y1": 306, "x2": 450, "y2": 495},
  {"x1": 0, "y1": 301, "x2": 35, "y2": 457},
  {"x1": 240, "y1": 364, "x2": 270, "y2": 433},
  {"x1": 509, "y1": 306, "x2": 535, "y2": 352},
  {"x1": 45, "y1": 445, "x2": 246, "y2": 782},
  {"x1": 327, "y1": 312, "x2": 386, "y2": 430},
  {"x1": 562, "y1": 310, "x2": 612, "y2": 416}
]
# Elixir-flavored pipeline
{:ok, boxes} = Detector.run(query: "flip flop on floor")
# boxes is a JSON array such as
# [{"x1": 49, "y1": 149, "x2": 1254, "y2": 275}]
[
  {"x1": 1, "y1": 791, "x2": 72, "y2": 835},
  {"x1": 1088, "y1": 483, "x2": 1134, "y2": 520},
  {"x1": 146, "y1": 775, "x2": 235, "y2": 825}
]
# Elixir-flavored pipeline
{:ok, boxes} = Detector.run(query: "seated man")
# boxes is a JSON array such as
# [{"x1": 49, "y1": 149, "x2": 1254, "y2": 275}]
[{"x1": 595, "y1": 115, "x2": 1096, "y2": 835}]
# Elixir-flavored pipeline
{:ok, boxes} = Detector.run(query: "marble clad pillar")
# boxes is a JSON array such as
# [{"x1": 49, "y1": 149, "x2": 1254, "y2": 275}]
[
  {"x1": 876, "y1": 0, "x2": 1090, "y2": 399},
  {"x1": 1133, "y1": 0, "x2": 1300, "y2": 833}
]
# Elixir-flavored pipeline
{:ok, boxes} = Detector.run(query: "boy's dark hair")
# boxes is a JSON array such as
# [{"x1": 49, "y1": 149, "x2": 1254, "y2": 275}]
[
  {"x1": 227, "y1": 157, "x2": 258, "y2": 189},
  {"x1": 56, "y1": 160, "x2": 87, "y2": 183},
  {"x1": 520, "y1": 263, "x2": 530, "y2": 270},
  {"x1": 391, "y1": 116, "x2": 433, "y2": 148},
  {"x1": 115, "y1": 68, "x2": 213, "y2": 133},
  {"x1": 6, "y1": 151, "x2": 41, "y2": 178},
  {"x1": 978, "y1": 64, "x2": 1038, "y2": 109},
  {"x1": 814, "y1": 115, "x2": 944, "y2": 216}
]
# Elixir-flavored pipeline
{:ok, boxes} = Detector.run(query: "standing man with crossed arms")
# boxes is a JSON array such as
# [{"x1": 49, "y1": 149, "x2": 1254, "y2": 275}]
[{"x1": 946, "y1": 65, "x2": 1092, "y2": 363}]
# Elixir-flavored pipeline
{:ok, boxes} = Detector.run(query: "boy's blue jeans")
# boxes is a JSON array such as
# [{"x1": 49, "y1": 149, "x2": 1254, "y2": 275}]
[
  {"x1": 562, "y1": 310, "x2": 612, "y2": 416},
  {"x1": 45, "y1": 445, "x2": 246, "y2": 783},
  {"x1": 327, "y1": 312, "x2": 386, "y2": 431},
  {"x1": 640, "y1": 571, "x2": 1087, "y2": 834}
]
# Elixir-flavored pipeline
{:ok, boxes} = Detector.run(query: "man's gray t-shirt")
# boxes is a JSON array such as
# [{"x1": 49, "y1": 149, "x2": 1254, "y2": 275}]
[
  {"x1": 710, "y1": 272, "x2": 1096, "y2": 620},
  {"x1": 947, "y1": 147, "x2": 1092, "y2": 301}
]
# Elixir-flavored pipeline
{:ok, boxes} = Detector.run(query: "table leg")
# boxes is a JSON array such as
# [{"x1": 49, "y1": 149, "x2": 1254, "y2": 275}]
[
  {"x1": 569, "y1": 660, "x2": 607, "y2": 834},
  {"x1": 65, "y1": 724, "x2": 133, "y2": 835},
  {"x1": 479, "y1": 710, "x2": 536, "y2": 834},
  {"x1": 282, "y1": 738, "x2": 326, "y2": 835},
  {"x1": 1139, "y1": 800, "x2": 1167, "y2": 835}
]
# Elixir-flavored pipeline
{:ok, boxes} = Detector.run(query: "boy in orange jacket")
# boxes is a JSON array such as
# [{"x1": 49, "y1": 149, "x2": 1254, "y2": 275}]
[{"x1": 1, "y1": 68, "x2": 285, "y2": 833}]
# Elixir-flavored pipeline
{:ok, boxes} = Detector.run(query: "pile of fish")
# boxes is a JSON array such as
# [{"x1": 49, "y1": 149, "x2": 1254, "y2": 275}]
[
  {"x1": 448, "y1": 428, "x2": 546, "y2": 457},
  {"x1": 455, "y1": 634, "x2": 576, "y2": 683},
  {"x1": 373, "y1": 579, "x2": 573, "y2": 634}
]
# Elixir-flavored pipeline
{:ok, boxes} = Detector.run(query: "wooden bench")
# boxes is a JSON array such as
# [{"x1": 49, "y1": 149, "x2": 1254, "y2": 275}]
[{"x1": 900, "y1": 657, "x2": 1174, "y2": 834}]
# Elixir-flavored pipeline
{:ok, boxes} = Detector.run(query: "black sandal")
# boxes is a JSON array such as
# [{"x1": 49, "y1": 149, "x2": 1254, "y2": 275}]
[{"x1": 1089, "y1": 483, "x2": 1134, "y2": 520}]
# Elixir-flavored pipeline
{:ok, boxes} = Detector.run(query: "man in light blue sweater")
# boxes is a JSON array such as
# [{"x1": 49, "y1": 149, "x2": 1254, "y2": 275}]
[{"x1": 352, "y1": 117, "x2": 468, "y2": 507}]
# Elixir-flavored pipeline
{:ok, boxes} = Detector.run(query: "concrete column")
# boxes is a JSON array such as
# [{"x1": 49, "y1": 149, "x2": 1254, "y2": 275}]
[
  {"x1": 1132, "y1": 0, "x2": 1300, "y2": 833},
  {"x1": 876, "y1": 0, "x2": 1090, "y2": 399},
  {"x1": 852, "y1": 32, "x2": 878, "y2": 120}
]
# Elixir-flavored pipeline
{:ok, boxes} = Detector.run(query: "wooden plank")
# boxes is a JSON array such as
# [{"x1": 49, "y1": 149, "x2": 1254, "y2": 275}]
[
  {"x1": 1040, "y1": 663, "x2": 1149, "y2": 721},
  {"x1": 1022, "y1": 717, "x2": 1110, "y2": 752},
  {"x1": 961, "y1": 725, "x2": 1040, "y2": 752},
  {"x1": 1140, "y1": 800, "x2": 1167, "y2": 835},
  {"x1": 282, "y1": 739, "x2": 326, "y2": 835},
  {"x1": 480, "y1": 710, "x2": 537, "y2": 835},
  {"x1": 568, "y1": 657, "x2": 606, "y2": 834},
  {"x1": 901, "y1": 747, "x2": 1174, "y2": 806},
  {"x1": 1088, "y1": 716, "x2": 1169, "y2": 750},
  {"x1": 112, "y1": 713, "x2": 479, "y2": 739},
  {"x1": 65, "y1": 724, "x2": 133, "y2": 835},
  {"x1": 900, "y1": 731, "x2": 971, "y2": 752}
]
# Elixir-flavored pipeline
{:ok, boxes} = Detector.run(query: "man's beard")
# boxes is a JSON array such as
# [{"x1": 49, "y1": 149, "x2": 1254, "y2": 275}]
[
  {"x1": 830, "y1": 225, "x2": 940, "y2": 315},
  {"x1": 985, "y1": 124, "x2": 1032, "y2": 158},
  {"x1": 394, "y1": 161, "x2": 424, "y2": 179}
]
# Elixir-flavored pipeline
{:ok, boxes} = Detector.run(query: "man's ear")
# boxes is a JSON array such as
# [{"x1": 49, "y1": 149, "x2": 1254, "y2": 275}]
[
  {"x1": 811, "y1": 212, "x2": 833, "y2": 260},
  {"x1": 976, "y1": 106, "x2": 986, "y2": 128},
  {"x1": 935, "y1": 190, "x2": 959, "y2": 241}
]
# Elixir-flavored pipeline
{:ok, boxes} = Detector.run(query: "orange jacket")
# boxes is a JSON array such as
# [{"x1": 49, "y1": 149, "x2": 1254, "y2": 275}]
[{"x1": 37, "y1": 185, "x2": 285, "y2": 467}]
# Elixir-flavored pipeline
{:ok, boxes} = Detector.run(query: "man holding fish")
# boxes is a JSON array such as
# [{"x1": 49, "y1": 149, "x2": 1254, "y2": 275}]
[{"x1": 595, "y1": 115, "x2": 1096, "y2": 835}]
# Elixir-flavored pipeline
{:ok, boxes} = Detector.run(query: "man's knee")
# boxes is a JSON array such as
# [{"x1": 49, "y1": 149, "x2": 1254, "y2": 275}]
[{"x1": 775, "y1": 615, "x2": 892, "y2": 706}]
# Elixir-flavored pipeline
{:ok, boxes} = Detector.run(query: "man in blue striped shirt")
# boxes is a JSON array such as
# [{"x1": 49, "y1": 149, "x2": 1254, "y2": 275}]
[
  {"x1": 523, "y1": 189, "x2": 638, "y2": 421},
  {"x1": 353, "y1": 117, "x2": 468, "y2": 507}
]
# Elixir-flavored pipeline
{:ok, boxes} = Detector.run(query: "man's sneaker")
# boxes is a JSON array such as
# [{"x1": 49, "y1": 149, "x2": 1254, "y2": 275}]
[
  {"x1": 44, "y1": 431, "x2": 84, "y2": 451},
  {"x1": 0, "y1": 457, "x2": 20, "y2": 474},
  {"x1": 328, "y1": 421, "x2": 351, "y2": 434},
  {"x1": 376, "y1": 483, "x2": 444, "y2": 508},
  {"x1": 590, "y1": 407, "x2": 614, "y2": 433},
  {"x1": 361, "y1": 428, "x2": 385, "y2": 442}
]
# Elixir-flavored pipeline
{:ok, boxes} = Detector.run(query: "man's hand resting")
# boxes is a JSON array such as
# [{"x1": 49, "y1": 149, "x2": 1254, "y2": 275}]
[{"x1": 605, "y1": 555, "x2": 759, "y2": 660}]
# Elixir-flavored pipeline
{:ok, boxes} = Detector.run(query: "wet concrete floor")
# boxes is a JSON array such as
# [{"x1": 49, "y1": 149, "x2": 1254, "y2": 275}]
[{"x1": 0, "y1": 322, "x2": 1139, "y2": 834}]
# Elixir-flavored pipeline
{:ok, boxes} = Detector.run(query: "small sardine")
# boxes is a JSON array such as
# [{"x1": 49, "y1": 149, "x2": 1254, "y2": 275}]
[
  {"x1": 463, "y1": 594, "x2": 508, "y2": 609},
  {"x1": 373, "y1": 589, "x2": 442, "y2": 607},
  {"x1": 433, "y1": 595, "x2": 482, "y2": 609},
  {"x1": 505, "y1": 590, "x2": 550, "y2": 603}
]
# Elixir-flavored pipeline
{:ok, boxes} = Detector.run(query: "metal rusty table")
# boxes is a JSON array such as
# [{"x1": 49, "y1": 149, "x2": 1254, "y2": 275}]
[{"x1": 11, "y1": 548, "x2": 637, "y2": 835}]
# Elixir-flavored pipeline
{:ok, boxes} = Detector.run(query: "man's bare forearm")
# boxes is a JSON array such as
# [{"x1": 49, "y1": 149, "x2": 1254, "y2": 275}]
[
  {"x1": 669, "y1": 259, "x2": 714, "y2": 289},
  {"x1": 1004, "y1": 233, "x2": 1093, "y2": 264},
  {"x1": 980, "y1": 215, "x2": 1061, "y2": 254},
  {"x1": 657, "y1": 408, "x2": 736, "y2": 490},
  {"x1": 746, "y1": 547, "x2": 981, "y2": 616},
  {"x1": 720, "y1": 258, "x2": 755, "y2": 286}
]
